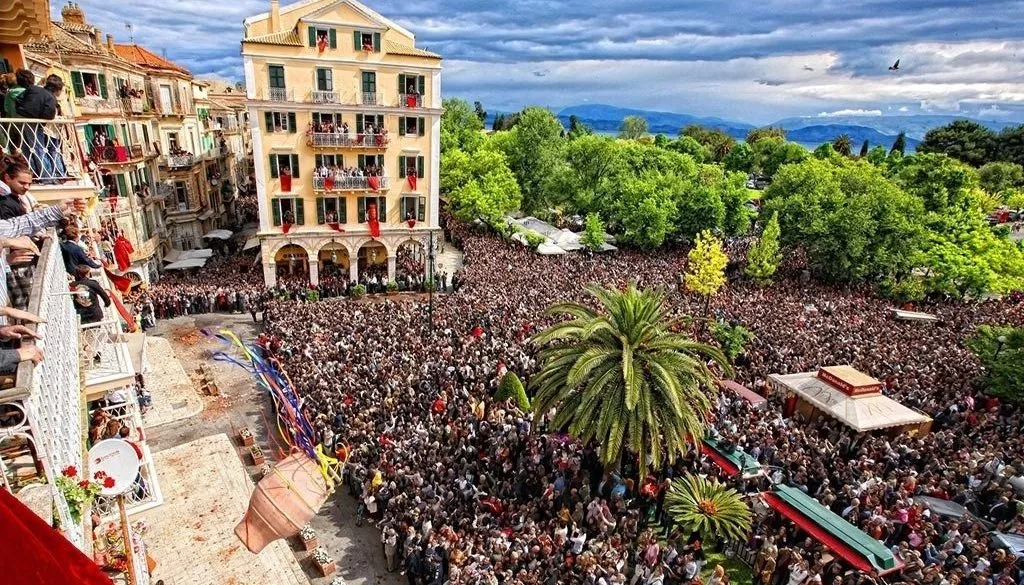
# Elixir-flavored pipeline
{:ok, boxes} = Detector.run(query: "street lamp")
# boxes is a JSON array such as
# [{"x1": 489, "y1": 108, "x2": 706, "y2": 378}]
[{"x1": 995, "y1": 335, "x2": 1008, "y2": 360}]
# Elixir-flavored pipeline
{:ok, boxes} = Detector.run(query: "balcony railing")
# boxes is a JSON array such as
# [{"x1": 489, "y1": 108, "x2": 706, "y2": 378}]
[
  {"x1": 1, "y1": 118, "x2": 86, "y2": 183},
  {"x1": 308, "y1": 132, "x2": 389, "y2": 149},
  {"x1": 361, "y1": 92, "x2": 383, "y2": 106},
  {"x1": 309, "y1": 90, "x2": 340, "y2": 104},
  {"x1": 74, "y1": 96, "x2": 122, "y2": 114},
  {"x1": 91, "y1": 390, "x2": 163, "y2": 519},
  {"x1": 220, "y1": 118, "x2": 240, "y2": 132},
  {"x1": 166, "y1": 153, "x2": 196, "y2": 169},
  {"x1": 81, "y1": 319, "x2": 134, "y2": 389},
  {"x1": 313, "y1": 175, "x2": 389, "y2": 192},
  {"x1": 259, "y1": 88, "x2": 294, "y2": 102},
  {"x1": 120, "y1": 97, "x2": 145, "y2": 115},
  {"x1": 399, "y1": 93, "x2": 423, "y2": 108},
  {"x1": 89, "y1": 142, "x2": 149, "y2": 165},
  {"x1": 154, "y1": 102, "x2": 186, "y2": 117}
]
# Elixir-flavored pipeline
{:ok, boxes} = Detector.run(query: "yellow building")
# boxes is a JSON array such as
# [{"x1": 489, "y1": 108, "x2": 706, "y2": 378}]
[{"x1": 242, "y1": 0, "x2": 441, "y2": 286}]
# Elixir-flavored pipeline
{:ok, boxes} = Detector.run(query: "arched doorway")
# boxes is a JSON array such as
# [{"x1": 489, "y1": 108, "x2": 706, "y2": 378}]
[
  {"x1": 275, "y1": 244, "x2": 310, "y2": 283},
  {"x1": 356, "y1": 241, "x2": 387, "y2": 290},
  {"x1": 318, "y1": 242, "x2": 350, "y2": 295},
  {"x1": 395, "y1": 239, "x2": 425, "y2": 291}
]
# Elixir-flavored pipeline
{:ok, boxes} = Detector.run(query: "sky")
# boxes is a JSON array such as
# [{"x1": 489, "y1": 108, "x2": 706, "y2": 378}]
[{"x1": 56, "y1": 0, "x2": 1024, "y2": 124}]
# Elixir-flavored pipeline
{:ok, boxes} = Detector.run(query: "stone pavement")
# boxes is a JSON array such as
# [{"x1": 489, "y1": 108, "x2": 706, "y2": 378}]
[
  {"x1": 435, "y1": 235, "x2": 464, "y2": 276},
  {"x1": 139, "y1": 433, "x2": 309, "y2": 585},
  {"x1": 142, "y1": 336, "x2": 203, "y2": 427}
]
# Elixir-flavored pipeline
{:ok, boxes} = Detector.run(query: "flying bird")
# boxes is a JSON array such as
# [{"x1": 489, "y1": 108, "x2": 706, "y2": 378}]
[
  {"x1": 803, "y1": 66, "x2": 814, "y2": 71},
  {"x1": 889, "y1": 59, "x2": 900, "y2": 71}
]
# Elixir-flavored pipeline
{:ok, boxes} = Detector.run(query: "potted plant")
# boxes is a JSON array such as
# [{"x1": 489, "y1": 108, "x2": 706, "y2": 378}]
[
  {"x1": 259, "y1": 463, "x2": 272, "y2": 478},
  {"x1": 386, "y1": 280, "x2": 398, "y2": 295},
  {"x1": 311, "y1": 546, "x2": 336, "y2": 577},
  {"x1": 250, "y1": 444, "x2": 265, "y2": 466},
  {"x1": 331, "y1": 578, "x2": 348, "y2": 585},
  {"x1": 351, "y1": 284, "x2": 367, "y2": 298},
  {"x1": 239, "y1": 427, "x2": 254, "y2": 447},
  {"x1": 54, "y1": 466, "x2": 104, "y2": 525},
  {"x1": 299, "y1": 523, "x2": 318, "y2": 550}
]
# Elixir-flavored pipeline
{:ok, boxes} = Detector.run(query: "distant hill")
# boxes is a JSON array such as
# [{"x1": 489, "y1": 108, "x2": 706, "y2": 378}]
[
  {"x1": 785, "y1": 125, "x2": 921, "y2": 152},
  {"x1": 772, "y1": 114, "x2": 1021, "y2": 141},
  {"x1": 555, "y1": 104, "x2": 754, "y2": 138}
]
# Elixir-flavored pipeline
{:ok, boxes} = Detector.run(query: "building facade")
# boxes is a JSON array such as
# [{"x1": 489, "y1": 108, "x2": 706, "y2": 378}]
[{"x1": 242, "y1": 0, "x2": 442, "y2": 286}]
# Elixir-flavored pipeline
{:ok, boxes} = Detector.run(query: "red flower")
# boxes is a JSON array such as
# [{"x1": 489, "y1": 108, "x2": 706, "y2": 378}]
[
  {"x1": 103, "y1": 477, "x2": 116, "y2": 489},
  {"x1": 62, "y1": 466, "x2": 77, "y2": 477},
  {"x1": 78, "y1": 480, "x2": 91, "y2": 488},
  {"x1": 94, "y1": 471, "x2": 107, "y2": 480}
]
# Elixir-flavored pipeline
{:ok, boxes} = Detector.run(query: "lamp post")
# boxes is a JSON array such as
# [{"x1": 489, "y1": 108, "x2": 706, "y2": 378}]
[
  {"x1": 427, "y1": 230, "x2": 436, "y2": 337},
  {"x1": 995, "y1": 335, "x2": 1008, "y2": 360}
]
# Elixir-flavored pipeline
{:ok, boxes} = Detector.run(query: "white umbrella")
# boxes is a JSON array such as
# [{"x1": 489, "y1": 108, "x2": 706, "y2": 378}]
[
  {"x1": 164, "y1": 258, "x2": 208, "y2": 270},
  {"x1": 203, "y1": 229, "x2": 234, "y2": 240},
  {"x1": 243, "y1": 238, "x2": 260, "y2": 251}
]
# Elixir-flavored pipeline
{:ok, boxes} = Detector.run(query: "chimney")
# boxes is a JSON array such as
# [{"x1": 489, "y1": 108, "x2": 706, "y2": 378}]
[
  {"x1": 269, "y1": 0, "x2": 281, "y2": 32},
  {"x1": 106, "y1": 34, "x2": 114, "y2": 52},
  {"x1": 61, "y1": 2, "x2": 86, "y2": 26},
  {"x1": 93, "y1": 32, "x2": 104, "y2": 50}
]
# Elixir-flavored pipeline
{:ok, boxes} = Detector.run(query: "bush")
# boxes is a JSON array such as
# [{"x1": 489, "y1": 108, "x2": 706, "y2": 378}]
[
  {"x1": 523, "y1": 229, "x2": 547, "y2": 250},
  {"x1": 878, "y1": 277, "x2": 926, "y2": 302},
  {"x1": 711, "y1": 321, "x2": 755, "y2": 362},
  {"x1": 494, "y1": 372, "x2": 530, "y2": 411},
  {"x1": 581, "y1": 213, "x2": 605, "y2": 252},
  {"x1": 386, "y1": 280, "x2": 399, "y2": 293},
  {"x1": 351, "y1": 284, "x2": 367, "y2": 298}
]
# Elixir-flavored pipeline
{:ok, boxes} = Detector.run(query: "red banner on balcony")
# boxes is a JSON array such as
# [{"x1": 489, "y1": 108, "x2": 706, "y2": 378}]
[
  {"x1": 113, "y1": 235, "x2": 133, "y2": 272},
  {"x1": 407, "y1": 218, "x2": 416, "y2": 229},
  {"x1": 406, "y1": 94, "x2": 418, "y2": 108},
  {"x1": 367, "y1": 176, "x2": 380, "y2": 191},
  {"x1": 317, "y1": 38, "x2": 328, "y2": 54},
  {"x1": 324, "y1": 176, "x2": 335, "y2": 190},
  {"x1": 328, "y1": 223, "x2": 344, "y2": 233},
  {"x1": 104, "y1": 266, "x2": 133, "y2": 293},
  {"x1": 367, "y1": 203, "x2": 381, "y2": 238},
  {"x1": 407, "y1": 174, "x2": 417, "y2": 191},
  {"x1": 282, "y1": 223, "x2": 293, "y2": 234}
]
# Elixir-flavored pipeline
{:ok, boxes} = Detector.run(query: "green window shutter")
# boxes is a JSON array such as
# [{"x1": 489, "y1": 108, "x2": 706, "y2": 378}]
[
  {"x1": 287, "y1": 112, "x2": 297, "y2": 133},
  {"x1": 418, "y1": 196, "x2": 426, "y2": 222},
  {"x1": 355, "y1": 114, "x2": 363, "y2": 131},
  {"x1": 308, "y1": 26, "x2": 317, "y2": 47},
  {"x1": 264, "y1": 112, "x2": 273, "y2": 132},
  {"x1": 84, "y1": 125, "x2": 94, "y2": 148},
  {"x1": 272, "y1": 199, "x2": 281, "y2": 226},
  {"x1": 398, "y1": 74, "x2": 406, "y2": 94},
  {"x1": 338, "y1": 154, "x2": 344, "y2": 167},
  {"x1": 329, "y1": 29, "x2": 337, "y2": 49},
  {"x1": 71, "y1": 71, "x2": 85, "y2": 98},
  {"x1": 418, "y1": 75, "x2": 425, "y2": 95},
  {"x1": 373, "y1": 32, "x2": 381, "y2": 52},
  {"x1": 418, "y1": 117, "x2": 425, "y2": 136},
  {"x1": 379, "y1": 196, "x2": 386, "y2": 222},
  {"x1": 357, "y1": 197, "x2": 366, "y2": 222},
  {"x1": 98, "y1": 74, "x2": 108, "y2": 99},
  {"x1": 116, "y1": 174, "x2": 128, "y2": 197},
  {"x1": 398, "y1": 117, "x2": 405, "y2": 136},
  {"x1": 315, "y1": 154, "x2": 323, "y2": 168},
  {"x1": 376, "y1": 115, "x2": 384, "y2": 128},
  {"x1": 339, "y1": 198, "x2": 347, "y2": 223},
  {"x1": 398, "y1": 156, "x2": 406, "y2": 178},
  {"x1": 316, "y1": 197, "x2": 325, "y2": 224},
  {"x1": 353, "y1": 31, "x2": 361, "y2": 50},
  {"x1": 295, "y1": 198, "x2": 305, "y2": 225},
  {"x1": 290, "y1": 154, "x2": 300, "y2": 178},
  {"x1": 417, "y1": 156, "x2": 425, "y2": 178},
  {"x1": 358, "y1": 154, "x2": 365, "y2": 169},
  {"x1": 270, "y1": 155, "x2": 279, "y2": 178}
]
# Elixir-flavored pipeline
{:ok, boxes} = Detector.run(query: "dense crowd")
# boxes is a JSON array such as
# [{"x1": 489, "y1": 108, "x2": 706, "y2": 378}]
[{"x1": 245, "y1": 215, "x2": 1024, "y2": 585}]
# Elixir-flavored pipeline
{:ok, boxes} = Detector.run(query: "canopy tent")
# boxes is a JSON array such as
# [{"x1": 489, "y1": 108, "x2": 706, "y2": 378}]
[
  {"x1": 991, "y1": 532, "x2": 1024, "y2": 558},
  {"x1": 701, "y1": 436, "x2": 762, "y2": 478},
  {"x1": 892, "y1": 309, "x2": 939, "y2": 323},
  {"x1": 770, "y1": 369, "x2": 931, "y2": 433},
  {"x1": 243, "y1": 237, "x2": 260, "y2": 251},
  {"x1": 203, "y1": 229, "x2": 234, "y2": 240},
  {"x1": 914, "y1": 496, "x2": 969, "y2": 519},
  {"x1": 164, "y1": 258, "x2": 208, "y2": 270},
  {"x1": 763, "y1": 485, "x2": 899, "y2": 575},
  {"x1": 720, "y1": 379, "x2": 768, "y2": 409},
  {"x1": 163, "y1": 248, "x2": 214, "y2": 263}
]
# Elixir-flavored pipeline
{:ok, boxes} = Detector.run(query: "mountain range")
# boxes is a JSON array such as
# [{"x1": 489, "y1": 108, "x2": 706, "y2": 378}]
[{"x1": 485, "y1": 104, "x2": 1023, "y2": 152}]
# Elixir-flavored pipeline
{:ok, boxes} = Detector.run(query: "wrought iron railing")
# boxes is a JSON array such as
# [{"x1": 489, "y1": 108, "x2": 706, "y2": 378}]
[
  {"x1": 74, "y1": 96, "x2": 122, "y2": 114},
  {"x1": 309, "y1": 90, "x2": 340, "y2": 104},
  {"x1": 361, "y1": 92, "x2": 382, "y2": 106},
  {"x1": 308, "y1": 132, "x2": 388, "y2": 148},
  {"x1": 166, "y1": 153, "x2": 196, "y2": 168},
  {"x1": 261, "y1": 87, "x2": 293, "y2": 102},
  {"x1": 313, "y1": 175, "x2": 389, "y2": 191},
  {"x1": 80, "y1": 319, "x2": 132, "y2": 388},
  {"x1": 0, "y1": 117, "x2": 86, "y2": 183},
  {"x1": 398, "y1": 93, "x2": 423, "y2": 108}
]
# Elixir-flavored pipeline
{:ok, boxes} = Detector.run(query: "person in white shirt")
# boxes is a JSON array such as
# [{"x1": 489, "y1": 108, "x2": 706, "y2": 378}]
[{"x1": 569, "y1": 529, "x2": 586, "y2": 555}]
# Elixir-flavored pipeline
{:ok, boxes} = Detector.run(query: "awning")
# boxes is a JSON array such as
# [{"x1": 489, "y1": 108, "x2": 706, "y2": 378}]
[
  {"x1": 991, "y1": 532, "x2": 1024, "y2": 557},
  {"x1": 164, "y1": 249, "x2": 213, "y2": 263},
  {"x1": 243, "y1": 237, "x2": 260, "y2": 251},
  {"x1": 720, "y1": 380, "x2": 767, "y2": 408},
  {"x1": 203, "y1": 229, "x2": 233, "y2": 240},
  {"x1": 702, "y1": 436, "x2": 762, "y2": 477},
  {"x1": 892, "y1": 309, "x2": 939, "y2": 323},
  {"x1": 914, "y1": 496, "x2": 969, "y2": 519},
  {"x1": 164, "y1": 258, "x2": 208, "y2": 270},
  {"x1": 763, "y1": 485, "x2": 897, "y2": 574},
  {"x1": 770, "y1": 372, "x2": 931, "y2": 432}
]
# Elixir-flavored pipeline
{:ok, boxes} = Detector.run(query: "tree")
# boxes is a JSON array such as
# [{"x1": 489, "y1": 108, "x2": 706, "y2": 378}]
[
  {"x1": 866, "y1": 145, "x2": 888, "y2": 166},
  {"x1": 998, "y1": 125, "x2": 1024, "y2": 168},
  {"x1": 548, "y1": 134, "x2": 624, "y2": 214},
  {"x1": 675, "y1": 165, "x2": 727, "y2": 241},
  {"x1": 608, "y1": 176, "x2": 675, "y2": 249},
  {"x1": 966, "y1": 326, "x2": 1024, "y2": 402},
  {"x1": 494, "y1": 371, "x2": 530, "y2": 411},
  {"x1": 530, "y1": 284, "x2": 728, "y2": 475},
  {"x1": 488, "y1": 107, "x2": 565, "y2": 215},
  {"x1": 754, "y1": 137, "x2": 808, "y2": 177},
  {"x1": 581, "y1": 213, "x2": 605, "y2": 252},
  {"x1": 685, "y1": 230, "x2": 728, "y2": 315},
  {"x1": 746, "y1": 126, "x2": 786, "y2": 144},
  {"x1": 978, "y1": 161, "x2": 1024, "y2": 196},
  {"x1": 891, "y1": 132, "x2": 907, "y2": 155},
  {"x1": 681, "y1": 125, "x2": 736, "y2": 163},
  {"x1": 1007, "y1": 190, "x2": 1024, "y2": 210},
  {"x1": 721, "y1": 171, "x2": 753, "y2": 236},
  {"x1": 619, "y1": 115, "x2": 649, "y2": 140},
  {"x1": 441, "y1": 98, "x2": 484, "y2": 153},
  {"x1": 665, "y1": 475, "x2": 752, "y2": 543},
  {"x1": 669, "y1": 136, "x2": 709, "y2": 164},
  {"x1": 492, "y1": 113, "x2": 505, "y2": 131},
  {"x1": 473, "y1": 101, "x2": 487, "y2": 123},
  {"x1": 832, "y1": 134, "x2": 853, "y2": 157},
  {"x1": 710, "y1": 321, "x2": 755, "y2": 362},
  {"x1": 444, "y1": 146, "x2": 522, "y2": 227},
  {"x1": 859, "y1": 140, "x2": 870, "y2": 158},
  {"x1": 893, "y1": 153, "x2": 980, "y2": 213},
  {"x1": 919, "y1": 120, "x2": 998, "y2": 167},
  {"x1": 745, "y1": 211, "x2": 782, "y2": 285},
  {"x1": 567, "y1": 114, "x2": 593, "y2": 139},
  {"x1": 722, "y1": 142, "x2": 755, "y2": 174}
]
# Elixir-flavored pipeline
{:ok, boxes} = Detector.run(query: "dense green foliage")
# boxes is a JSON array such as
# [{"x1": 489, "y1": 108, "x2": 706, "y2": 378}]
[
  {"x1": 495, "y1": 371, "x2": 531, "y2": 411},
  {"x1": 665, "y1": 475, "x2": 753, "y2": 543},
  {"x1": 581, "y1": 213, "x2": 605, "y2": 252},
  {"x1": 966, "y1": 326, "x2": 1024, "y2": 402},
  {"x1": 745, "y1": 211, "x2": 782, "y2": 285},
  {"x1": 619, "y1": 115, "x2": 649, "y2": 140},
  {"x1": 711, "y1": 321, "x2": 755, "y2": 362}
]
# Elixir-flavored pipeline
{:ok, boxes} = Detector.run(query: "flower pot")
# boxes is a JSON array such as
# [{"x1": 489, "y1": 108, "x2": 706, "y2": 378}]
[
  {"x1": 239, "y1": 429, "x2": 254, "y2": 447},
  {"x1": 301, "y1": 535, "x2": 318, "y2": 551},
  {"x1": 251, "y1": 451, "x2": 265, "y2": 466},
  {"x1": 316, "y1": 560, "x2": 336, "y2": 577}
]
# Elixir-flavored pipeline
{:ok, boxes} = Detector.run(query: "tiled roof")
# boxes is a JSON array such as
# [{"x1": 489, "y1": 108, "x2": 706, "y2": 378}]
[
  {"x1": 24, "y1": 23, "x2": 104, "y2": 56},
  {"x1": 384, "y1": 40, "x2": 441, "y2": 59},
  {"x1": 56, "y1": 21, "x2": 94, "y2": 33},
  {"x1": 112, "y1": 43, "x2": 191, "y2": 75},
  {"x1": 244, "y1": 29, "x2": 303, "y2": 47}
]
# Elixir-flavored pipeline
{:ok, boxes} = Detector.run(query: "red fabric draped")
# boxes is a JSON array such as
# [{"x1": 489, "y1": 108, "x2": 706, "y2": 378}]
[
  {"x1": 0, "y1": 487, "x2": 114, "y2": 585},
  {"x1": 113, "y1": 236, "x2": 133, "y2": 272},
  {"x1": 406, "y1": 95, "x2": 418, "y2": 108},
  {"x1": 111, "y1": 291, "x2": 138, "y2": 332},
  {"x1": 367, "y1": 175, "x2": 380, "y2": 192},
  {"x1": 700, "y1": 443, "x2": 739, "y2": 476},
  {"x1": 282, "y1": 223, "x2": 293, "y2": 234},
  {"x1": 108, "y1": 196, "x2": 118, "y2": 214},
  {"x1": 317, "y1": 38, "x2": 328, "y2": 53},
  {"x1": 407, "y1": 174, "x2": 417, "y2": 191},
  {"x1": 328, "y1": 223, "x2": 343, "y2": 233},
  {"x1": 367, "y1": 203, "x2": 381, "y2": 237},
  {"x1": 103, "y1": 267, "x2": 133, "y2": 294}
]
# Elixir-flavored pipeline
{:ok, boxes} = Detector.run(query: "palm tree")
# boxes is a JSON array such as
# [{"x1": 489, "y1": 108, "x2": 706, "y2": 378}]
[
  {"x1": 665, "y1": 474, "x2": 752, "y2": 543},
  {"x1": 530, "y1": 284, "x2": 730, "y2": 476},
  {"x1": 832, "y1": 134, "x2": 853, "y2": 157}
]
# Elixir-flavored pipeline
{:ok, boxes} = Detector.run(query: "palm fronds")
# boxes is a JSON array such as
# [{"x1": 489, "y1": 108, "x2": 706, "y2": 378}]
[{"x1": 665, "y1": 474, "x2": 752, "y2": 543}]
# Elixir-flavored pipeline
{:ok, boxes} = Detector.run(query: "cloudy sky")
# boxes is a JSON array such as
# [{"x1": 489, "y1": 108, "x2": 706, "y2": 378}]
[{"x1": 58, "y1": 0, "x2": 1024, "y2": 124}]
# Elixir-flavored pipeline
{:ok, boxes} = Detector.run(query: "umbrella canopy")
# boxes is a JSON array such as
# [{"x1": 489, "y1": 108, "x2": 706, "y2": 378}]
[
  {"x1": 165, "y1": 258, "x2": 208, "y2": 270},
  {"x1": 203, "y1": 229, "x2": 234, "y2": 240},
  {"x1": 243, "y1": 238, "x2": 260, "y2": 251},
  {"x1": 164, "y1": 249, "x2": 213, "y2": 263}
]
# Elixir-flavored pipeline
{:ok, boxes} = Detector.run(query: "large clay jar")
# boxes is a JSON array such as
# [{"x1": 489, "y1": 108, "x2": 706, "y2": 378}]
[{"x1": 235, "y1": 453, "x2": 329, "y2": 553}]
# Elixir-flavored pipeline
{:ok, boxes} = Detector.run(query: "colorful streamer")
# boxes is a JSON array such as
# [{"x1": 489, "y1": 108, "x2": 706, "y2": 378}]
[{"x1": 201, "y1": 329, "x2": 343, "y2": 490}]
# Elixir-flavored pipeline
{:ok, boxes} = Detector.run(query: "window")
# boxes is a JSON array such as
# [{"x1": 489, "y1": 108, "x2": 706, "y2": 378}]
[
  {"x1": 314, "y1": 154, "x2": 341, "y2": 168},
  {"x1": 174, "y1": 181, "x2": 188, "y2": 211},
  {"x1": 271, "y1": 198, "x2": 305, "y2": 226},
  {"x1": 357, "y1": 196, "x2": 387, "y2": 223},
  {"x1": 361, "y1": 71, "x2": 376, "y2": 101},
  {"x1": 398, "y1": 155, "x2": 425, "y2": 179},
  {"x1": 399, "y1": 117, "x2": 426, "y2": 137},
  {"x1": 308, "y1": 27, "x2": 337, "y2": 49},
  {"x1": 71, "y1": 71, "x2": 108, "y2": 99},
  {"x1": 168, "y1": 132, "x2": 180, "y2": 151},
  {"x1": 355, "y1": 114, "x2": 385, "y2": 133},
  {"x1": 353, "y1": 31, "x2": 380, "y2": 52},
  {"x1": 357, "y1": 154, "x2": 384, "y2": 170},
  {"x1": 401, "y1": 196, "x2": 426, "y2": 222},
  {"x1": 268, "y1": 65, "x2": 286, "y2": 89},
  {"x1": 315, "y1": 68, "x2": 333, "y2": 92},
  {"x1": 264, "y1": 111, "x2": 297, "y2": 133},
  {"x1": 398, "y1": 74, "x2": 426, "y2": 96},
  {"x1": 269, "y1": 154, "x2": 300, "y2": 178},
  {"x1": 312, "y1": 113, "x2": 341, "y2": 127},
  {"x1": 316, "y1": 197, "x2": 347, "y2": 224}
]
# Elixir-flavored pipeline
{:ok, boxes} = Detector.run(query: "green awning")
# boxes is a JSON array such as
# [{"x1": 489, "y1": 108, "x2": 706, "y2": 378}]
[
  {"x1": 702, "y1": 436, "x2": 762, "y2": 476},
  {"x1": 769, "y1": 485, "x2": 896, "y2": 572}
]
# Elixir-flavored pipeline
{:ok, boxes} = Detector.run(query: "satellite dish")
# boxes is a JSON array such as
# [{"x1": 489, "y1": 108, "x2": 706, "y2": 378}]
[{"x1": 88, "y1": 439, "x2": 141, "y2": 497}]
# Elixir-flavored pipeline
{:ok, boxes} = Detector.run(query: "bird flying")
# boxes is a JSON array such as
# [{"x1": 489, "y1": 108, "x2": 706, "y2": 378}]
[{"x1": 889, "y1": 59, "x2": 900, "y2": 71}]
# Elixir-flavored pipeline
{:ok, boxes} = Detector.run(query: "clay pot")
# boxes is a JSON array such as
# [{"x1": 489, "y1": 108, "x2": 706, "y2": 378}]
[{"x1": 234, "y1": 453, "x2": 330, "y2": 553}]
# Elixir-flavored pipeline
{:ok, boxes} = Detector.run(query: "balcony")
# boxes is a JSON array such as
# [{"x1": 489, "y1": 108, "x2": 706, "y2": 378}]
[
  {"x1": 90, "y1": 391, "x2": 163, "y2": 519},
  {"x1": 81, "y1": 318, "x2": 135, "y2": 391},
  {"x1": 220, "y1": 118, "x2": 240, "y2": 133},
  {"x1": 89, "y1": 142, "x2": 150, "y2": 166},
  {"x1": 399, "y1": 93, "x2": 423, "y2": 108},
  {"x1": 309, "y1": 90, "x2": 340, "y2": 104},
  {"x1": 313, "y1": 175, "x2": 389, "y2": 192},
  {"x1": 361, "y1": 92, "x2": 383, "y2": 106},
  {"x1": 0, "y1": 117, "x2": 96, "y2": 203},
  {"x1": 154, "y1": 102, "x2": 186, "y2": 117},
  {"x1": 165, "y1": 153, "x2": 197, "y2": 169},
  {"x1": 258, "y1": 88, "x2": 294, "y2": 102},
  {"x1": 130, "y1": 236, "x2": 159, "y2": 263},
  {"x1": 74, "y1": 96, "x2": 122, "y2": 115},
  {"x1": 120, "y1": 97, "x2": 146, "y2": 115},
  {"x1": 308, "y1": 132, "x2": 389, "y2": 149}
]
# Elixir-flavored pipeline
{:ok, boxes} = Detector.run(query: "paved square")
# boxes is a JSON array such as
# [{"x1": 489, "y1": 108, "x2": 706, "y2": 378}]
[{"x1": 143, "y1": 337, "x2": 204, "y2": 427}]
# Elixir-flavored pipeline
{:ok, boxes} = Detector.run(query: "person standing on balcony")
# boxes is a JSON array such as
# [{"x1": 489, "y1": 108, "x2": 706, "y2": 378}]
[
  {"x1": 70, "y1": 264, "x2": 111, "y2": 325},
  {"x1": 9, "y1": 70, "x2": 61, "y2": 182},
  {"x1": 59, "y1": 223, "x2": 102, "y2": 276}
]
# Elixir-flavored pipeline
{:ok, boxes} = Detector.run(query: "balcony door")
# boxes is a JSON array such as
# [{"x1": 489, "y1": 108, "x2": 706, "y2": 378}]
[{"x1": 159, "y1": 85, "x2": 173, "y2": 114}]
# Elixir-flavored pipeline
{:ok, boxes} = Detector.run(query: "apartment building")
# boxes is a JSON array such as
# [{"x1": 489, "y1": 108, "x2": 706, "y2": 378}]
[{"x1": 242, "y1": 0, "x2": 442, "y2": 286}]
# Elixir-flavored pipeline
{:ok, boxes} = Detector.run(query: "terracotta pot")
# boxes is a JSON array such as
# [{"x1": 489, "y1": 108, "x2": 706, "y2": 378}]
[
  {"x1": 301, "y1": 535, "x2": 318, "y2": 551},
  {"x1": 234, "y1": 453, "x2": 330, "y2": 553},
  {"x1": 316, "y1": 560, "x2": 336, "y2": 577},
  {"x1": 251, "y1": 451, "x2": 265, "y2": 466}
]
